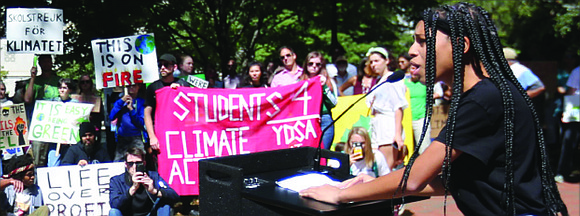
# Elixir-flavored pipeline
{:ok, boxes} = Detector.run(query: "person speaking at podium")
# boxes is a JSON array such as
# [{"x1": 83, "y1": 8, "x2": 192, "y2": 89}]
[{"x1": 300, "y1": 3, "x2": 568, "y2": 216}]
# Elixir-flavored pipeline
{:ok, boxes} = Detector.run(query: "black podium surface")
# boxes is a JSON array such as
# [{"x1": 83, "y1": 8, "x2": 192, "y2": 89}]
[{"x1": 199, "y1": 147, "x2": 428, "y2": 216}]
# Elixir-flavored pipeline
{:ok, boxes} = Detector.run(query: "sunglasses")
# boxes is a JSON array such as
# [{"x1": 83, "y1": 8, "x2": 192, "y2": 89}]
[
  {"x1": 350, "y1": 142, "x2": 364, "y2": 146},
  {"x1": 126, "y1": 161, "x2": 144, "y2": 167},
  {"x1": 158, "y1": 61, "x2": 173, "y2": 69},
  {"x1": 307, "y1": 62, "x2": 322, "y2": 67},
  {"x1": 80, "y1": 80, "x2": 91, "y2": 84},
  {"x1": 279, "y1": 53, "x2": 292, "y2": 60}
]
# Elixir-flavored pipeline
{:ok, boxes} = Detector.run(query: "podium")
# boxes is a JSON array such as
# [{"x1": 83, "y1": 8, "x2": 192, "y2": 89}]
[{"x1": 199, "y1": 147, "x2": 426, "y2": 215}]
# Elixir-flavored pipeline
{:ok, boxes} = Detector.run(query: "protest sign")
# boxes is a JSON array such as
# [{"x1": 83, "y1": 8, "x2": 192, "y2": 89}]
[
  {"x1": 1, "y1": 146, "x2": 24, "y2": 160},
  {"x1": 155, "y1": 78, "x2": 323, "y2": 195},
  {"x1": 186, "y1": 75, "x2": 209, "y2": 88},
  {"x1": 330, "y1": 92, "x2": 415, "y2": 163},
  {"x1": 37, "y1": 163, "x2": 125, "y2": 216},
  {"x1": 1, "y1": 104, "x2": 29, "y2": 149},
  {"x1": 91, "y1": 34, "x2": 159, "y2": 89},
  {"x1": 330, "y1": 94, "x2": 372, "y2": 146},
  {"x1": 28, "y1": 101, "x2": 94, "y2": 144},
  {"x1": 6, "y1": 8, "x2": 64, "y2": 54},
  {"x1": 430, "y1": 104, "x2": 449, "y2": 139}
]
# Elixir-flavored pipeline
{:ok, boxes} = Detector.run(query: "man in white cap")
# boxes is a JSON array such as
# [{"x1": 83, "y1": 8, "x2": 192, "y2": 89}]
[{"x1": 503, "y1": 47, "x2": 545, "y2": 98}]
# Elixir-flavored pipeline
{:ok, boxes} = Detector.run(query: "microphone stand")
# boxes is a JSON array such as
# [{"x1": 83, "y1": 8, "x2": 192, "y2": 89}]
[{"x1": 313, "y1": 70, "x2": 406, "y2": 172}]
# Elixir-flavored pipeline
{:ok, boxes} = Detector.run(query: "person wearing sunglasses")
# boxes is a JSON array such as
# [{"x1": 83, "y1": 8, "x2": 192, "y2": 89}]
[
  {"x1": 144, "y1": 53, "x2": 190, "y2": 170},
  {"x1": 270, "y1": 46, "x2": 303, "y2": 87},
  {"x1": 110, "y1": 83, "x2": 147, "y2": 162},
  {"x1": 299, "y1": 51, "x2": 337, "y2": 150},
  {"x1": 73, "y1": 75, "x2": 105, "y2": 151},
  {"x1": 109, "y1": 146, "x2": 178, "y2": 216}
]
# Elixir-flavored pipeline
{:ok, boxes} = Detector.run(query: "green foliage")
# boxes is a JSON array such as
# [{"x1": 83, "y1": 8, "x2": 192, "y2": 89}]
[
  {"x1": 57, "y1": 60, "x2": 94, "y2": 80},
  {"x1": 439, "y1": 0, "x2": 580, "y2": 60},
  {"x1": 1, "y1": 0, "x2": 578, "y2": 78},
  {"x1": 1, "y1": 70, "x2": 8, "y2": 80}
]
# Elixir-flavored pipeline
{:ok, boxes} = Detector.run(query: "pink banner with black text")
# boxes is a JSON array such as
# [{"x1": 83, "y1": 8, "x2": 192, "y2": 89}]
[{"x1": 155, "y1": 77, "x2": 323, "y2": 195}]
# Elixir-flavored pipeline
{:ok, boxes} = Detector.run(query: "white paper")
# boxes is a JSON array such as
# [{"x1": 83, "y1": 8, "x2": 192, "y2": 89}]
[
  {"x1": 276, "y1": 173, "x2": 341, "y2": 192},
  {"x1": 562, "y1": 95, "x2": 580, "y2": 123}
]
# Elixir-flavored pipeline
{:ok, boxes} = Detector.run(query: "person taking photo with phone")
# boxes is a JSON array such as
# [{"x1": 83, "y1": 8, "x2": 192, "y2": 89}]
[{"x1": 109, "y1": 147, "x2": 178, "y2": 216}]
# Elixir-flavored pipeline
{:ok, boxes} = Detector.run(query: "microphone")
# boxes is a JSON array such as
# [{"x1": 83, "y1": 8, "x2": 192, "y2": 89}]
[
  {"x1": 384, "y1": 70, "x2": 406, "y2": 83},
  {"x1": 313, "y1": 70, "x2": 406, "y2": 172}
]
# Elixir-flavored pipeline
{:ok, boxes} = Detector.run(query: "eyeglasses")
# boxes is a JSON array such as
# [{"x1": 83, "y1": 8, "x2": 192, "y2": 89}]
[
  {"x1": 158, "y1": 61, "x2": 173, "y2": 69},
  {"x1": 350, "y1": 142, "x2": 364, "y2": 146},
  {"x1": 279, "y1": 54, "x2": 292, "y2": 60},
  {"x1": 307, "y1": 62, "x2": 321, "y2": 67},
  {"x1": 126, "y1": 161, "x2": 144, "y2": 167}
]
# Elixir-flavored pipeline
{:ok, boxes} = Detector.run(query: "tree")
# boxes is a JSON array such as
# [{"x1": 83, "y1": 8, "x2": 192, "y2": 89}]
[
  {"x1": 3, "y1": 0, "x2": 577, "y2": 80},
  {"x1": 440, "y1": 0, "x2": 580, "y2": 60},
  {"x1": 146, "y1": 0, "x2": 435, "y2": 74}
]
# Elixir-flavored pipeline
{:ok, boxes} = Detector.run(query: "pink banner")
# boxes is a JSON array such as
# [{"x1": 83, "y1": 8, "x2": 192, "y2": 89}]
[{"x1": 155, "y1": 77, "x2": 323, "y2": 195}]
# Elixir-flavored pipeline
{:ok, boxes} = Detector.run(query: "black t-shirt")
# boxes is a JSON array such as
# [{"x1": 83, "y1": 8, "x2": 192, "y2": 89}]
[
  {"x1": 435, "y1": 78, "x2": 547, "y2": 215},
  {"x1": 145, "y1": 78, "x2": 189, "y2": 122}
]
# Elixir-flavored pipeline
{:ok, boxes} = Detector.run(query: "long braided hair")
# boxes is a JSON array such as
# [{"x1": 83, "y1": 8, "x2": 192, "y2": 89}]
[{"x1": 396, "y1": 3, "x2": 568, "y2": 215}]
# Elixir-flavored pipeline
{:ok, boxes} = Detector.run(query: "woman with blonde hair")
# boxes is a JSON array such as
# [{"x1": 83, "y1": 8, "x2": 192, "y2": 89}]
[{"x1": 345, "y1": 127, "x2": 390, "y2": 177}]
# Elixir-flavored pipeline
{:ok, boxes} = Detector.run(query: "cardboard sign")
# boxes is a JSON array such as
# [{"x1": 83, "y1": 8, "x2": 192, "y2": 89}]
[
  {"x1": 6, "y1": 8, "x2": 64, "y2": 54},
  {"x1": 155, "y1": 78, "x2": 323, "y2": 195},
  {"x1": 37, "y1": 163, "x2": 125, "y2": 216},
  {"x1": 70, "y1": 95, "x2": 102, "y2": 113},
  {"x1": 91, "y1": 34, "x2": 159, "y2": 89},
  {"x1": 1, "y1": 104, "x2": 29, "y2": 150},
  {"x1": 430, "y1": 104, "x2": 449, "y2": 139},
  {"x1": 28, "y1": 101, "x2": 94, "y2": 144}
]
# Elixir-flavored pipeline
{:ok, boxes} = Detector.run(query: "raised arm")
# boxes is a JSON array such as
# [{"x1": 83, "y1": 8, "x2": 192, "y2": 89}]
[{"x1": 24, "y1": 67, "x2": 38, "y2": 103}]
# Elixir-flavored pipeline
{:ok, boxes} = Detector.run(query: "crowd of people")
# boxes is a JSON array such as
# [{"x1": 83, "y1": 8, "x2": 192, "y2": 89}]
[{"x1": 0, "y1": 2, "x2": 579, "y2": 215}]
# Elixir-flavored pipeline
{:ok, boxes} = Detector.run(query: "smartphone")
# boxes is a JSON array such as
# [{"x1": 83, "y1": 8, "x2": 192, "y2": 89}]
[
  {"x1": 136, "y1": 163, "x2": 146, "y2": 173},
  {"x1": 352, "y1": 142, "x2": 364, "y2": 161}
]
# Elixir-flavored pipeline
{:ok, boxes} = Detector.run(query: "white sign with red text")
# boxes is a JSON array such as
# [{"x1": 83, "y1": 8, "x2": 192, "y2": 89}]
[{"x1": 91, "y1": 34, "x2": 159, "y2": 89}]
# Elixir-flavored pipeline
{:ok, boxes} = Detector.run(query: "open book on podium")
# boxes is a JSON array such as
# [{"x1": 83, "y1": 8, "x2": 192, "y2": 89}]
[{"x1": 199, "y1": 146, "x2": 427, "y2": 216}]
